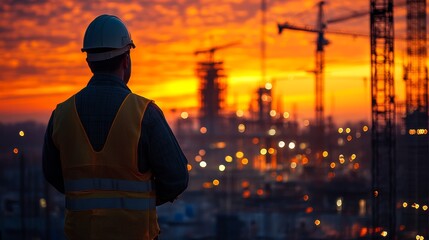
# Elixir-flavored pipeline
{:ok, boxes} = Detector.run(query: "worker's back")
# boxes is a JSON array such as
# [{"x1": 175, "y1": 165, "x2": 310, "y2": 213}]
[{"x1": 43, "y1": 15, "x2": 188, "y2": 240}]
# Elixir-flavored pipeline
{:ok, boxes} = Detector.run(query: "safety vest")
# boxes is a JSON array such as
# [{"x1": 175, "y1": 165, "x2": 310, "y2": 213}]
[{"x1": 52, "y1": 93, "x2": 160, "y2": 240}]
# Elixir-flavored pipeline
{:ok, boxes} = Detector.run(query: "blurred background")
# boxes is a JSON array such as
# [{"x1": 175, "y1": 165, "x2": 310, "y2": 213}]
[{"x1": 0, "y1": 0, "x2": 428, "y2": 239}]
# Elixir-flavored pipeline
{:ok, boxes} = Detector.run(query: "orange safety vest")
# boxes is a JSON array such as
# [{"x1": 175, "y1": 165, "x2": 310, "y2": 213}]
[{"x1": 52, "y1": 93, "x2": 160, "y2": 240}]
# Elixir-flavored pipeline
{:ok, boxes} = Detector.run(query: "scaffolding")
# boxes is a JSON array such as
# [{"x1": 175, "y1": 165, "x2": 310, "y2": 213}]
[
  {"x1": 400, "y1": 0, "x2": 429, "y2": 236},
  {"x1": 195, "y1": 60, "x2": 227, "y2": 133},
  {"x1": 370, "y1": 0, "x2": 396, "y2": 239}
]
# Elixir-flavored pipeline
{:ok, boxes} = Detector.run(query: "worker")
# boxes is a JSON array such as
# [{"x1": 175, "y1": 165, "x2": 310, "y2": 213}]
[{"x1": 42, "y1": 14, "x2": 189, "y2": 240}]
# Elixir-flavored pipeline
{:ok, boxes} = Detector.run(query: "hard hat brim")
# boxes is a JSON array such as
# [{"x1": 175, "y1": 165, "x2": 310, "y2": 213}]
[{"x1": 85, "y1": 44, "x2": 135, "y2": 62}]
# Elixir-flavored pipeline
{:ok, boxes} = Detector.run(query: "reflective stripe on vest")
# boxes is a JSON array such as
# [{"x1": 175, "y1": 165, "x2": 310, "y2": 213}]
[
  {"x1": 64, "y1": 178, "x2": 153, "y2": 193},
  {"x1": 66, "y1": 197, "x2": 156, "y2": 211}
]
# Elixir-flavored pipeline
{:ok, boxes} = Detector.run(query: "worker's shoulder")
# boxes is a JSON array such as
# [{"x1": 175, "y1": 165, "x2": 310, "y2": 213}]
[
  {"x1": 130, "y1": 93, "x2": 153, "y2": 103},
  {"x1": 55, "y1": 94, "x2": 76, "y2": 109},
  {"x1": 141, "y1": 101, "x2": 166, "y2": 125}
]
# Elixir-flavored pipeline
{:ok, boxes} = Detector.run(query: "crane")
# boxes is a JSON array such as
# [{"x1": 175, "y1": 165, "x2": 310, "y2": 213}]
[
  {"x1": 194, "y1": 42, "x2": 240, "y2": 133},
  {"x1": 194, "y1": 42, "x2": 240, "y2": 62},
  {"x1": 277, "y1": 1, "x2": 407, "y2": 152},
  {"x1": 277, "y1": 1, "x2": 370, "y2": 157},
  {"x1": 400, "y1": 0, "x2": 428, "y2": 237}
]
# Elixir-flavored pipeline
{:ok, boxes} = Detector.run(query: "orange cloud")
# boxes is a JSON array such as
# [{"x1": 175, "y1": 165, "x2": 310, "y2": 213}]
[{"x1": 0, "y1": 0, "x2": 419, "y2": 125}]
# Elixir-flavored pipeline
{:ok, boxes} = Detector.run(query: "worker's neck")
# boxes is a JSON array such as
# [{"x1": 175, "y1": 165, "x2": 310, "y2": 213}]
[{"x1": 94, "y1": 69, "x2": 125, "y2": 84}]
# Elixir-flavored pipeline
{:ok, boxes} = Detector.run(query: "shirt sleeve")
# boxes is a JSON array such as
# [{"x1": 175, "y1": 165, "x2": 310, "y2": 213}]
[
  {"x1": 42, "y1": 111, "x2": 65, "y2": 194},
  {"x1": 138, "y1": 103, "x2": 189, "y2": 206}
]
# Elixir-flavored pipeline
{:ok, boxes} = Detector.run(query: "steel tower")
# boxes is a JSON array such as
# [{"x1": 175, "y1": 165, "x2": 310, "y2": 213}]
[
  {"x1": 400, "y1": 0, "x2": 429, "y2": 236},
  {"x1": 370, "y1": 0, "x2": 396, "y2": 239}
]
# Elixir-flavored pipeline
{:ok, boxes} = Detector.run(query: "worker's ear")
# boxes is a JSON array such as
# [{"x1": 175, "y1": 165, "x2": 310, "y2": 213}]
[{"x1": 123, "y1": 53, "x2": 130, "y2": 69}]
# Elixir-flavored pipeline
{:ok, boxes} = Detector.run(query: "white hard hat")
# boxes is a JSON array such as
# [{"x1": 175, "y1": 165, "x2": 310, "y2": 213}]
[{"x1": 82, "y1": 15, "x2": 136, "y2": 61}]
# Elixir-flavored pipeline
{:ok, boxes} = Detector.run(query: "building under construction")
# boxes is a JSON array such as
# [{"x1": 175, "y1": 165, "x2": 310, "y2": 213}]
[{"x1": 397, "y1": 0, "x2": 429, "y2": 238}]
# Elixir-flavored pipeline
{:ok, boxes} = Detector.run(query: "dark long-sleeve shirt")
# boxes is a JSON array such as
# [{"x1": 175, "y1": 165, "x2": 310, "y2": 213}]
[{"x1": 43, "y1": 73, "x2": 188, "y2": 205}]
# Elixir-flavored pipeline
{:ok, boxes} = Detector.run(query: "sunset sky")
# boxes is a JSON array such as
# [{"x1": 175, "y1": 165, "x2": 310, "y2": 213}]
[{"x1": 0, "y1": 0, "x2": 422, "y2": 125}]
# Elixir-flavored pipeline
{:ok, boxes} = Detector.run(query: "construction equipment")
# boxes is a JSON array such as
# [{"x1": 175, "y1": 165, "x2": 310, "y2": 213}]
[
  {"x1": 400, "y1": 0, "x2": 429, "y2": 237},
  {"x1": 370, "y1": 0, "x2": 395, "y2": 239},
  {"x1": 277, "y1": 1, "x2": 369, "y2": 156},
  {"x1": 194, "y1": 42, "x2": 240, "y2": 133}
]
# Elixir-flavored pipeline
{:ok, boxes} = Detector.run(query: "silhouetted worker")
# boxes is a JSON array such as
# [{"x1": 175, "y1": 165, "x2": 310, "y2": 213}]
[{"x1": 42, "y1": 14, "x2": 189, "y2": 240}]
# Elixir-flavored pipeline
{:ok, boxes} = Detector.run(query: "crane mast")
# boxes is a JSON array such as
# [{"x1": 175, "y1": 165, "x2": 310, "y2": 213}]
[
  {"x1": 400, "y1": 0, "x2": 429, "y2": 237},
  {"x1": 370, "y1": 0, "x2": 396, "y2": 239}
]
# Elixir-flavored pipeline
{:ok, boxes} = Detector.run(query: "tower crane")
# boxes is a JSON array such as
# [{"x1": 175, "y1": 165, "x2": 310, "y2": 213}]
[
  {"x1": 194, "y1": 42, "x2": 240, "y2": 62},
  {"x1": 194, "y1": 42, "x2": 240, "y2": 133},
  {"x1": 277, "y1": 1, "x2": 370, "y2": 155}
]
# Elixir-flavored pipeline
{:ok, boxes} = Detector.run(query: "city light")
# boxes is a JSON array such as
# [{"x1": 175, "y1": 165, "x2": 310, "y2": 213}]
[
  {"x1": 339, "y1": 154, "x2": 345, "y2": 164},
  {"x1": 416, "y1": 235, "x2": 425, "y2": 240},
  {"x1": 336, "y1": 198, "x2": 343, "y2": 207},
  {"x1": 260, "y1": 148, "x2": 267, "y2": 155},
  {"x1": 302, "y1": 156, "x2": 309, "y2": 165},
  {"x1": 303, "y1": 194, "x2": 309, "y2": 201},
  {"x1": 347, "y1": 135, "x2": 353, "y2": 141},
  {"x1": 195, "y1": 155, "x2": 202, "y2": 162},
  {"x1": 322, "y1": 151, "x2": 328, "y2": 158},
  {"x1": 39, "y1": 198, "x2": 47, "y2": 208},
  {"x1": 345, "y1": 127, "x2": 351, "y2": 133},
  {"x1": 213, "y1": 179, "x2": 220, "y2": 186},
  {"x1": 238, "y1": 124, "x2": 246, "y2": 133},
  {"x1": 13, "y1": 148, "x2": 19, "y2": 154},
  {"x1": 265, "y1": 82, "x2": 272, "y2": 90},
  {"x1": 350, "y1": 154, "x2": 357, "y2": 161},
  {"x1": 236, "y1": 110, "x2": 244, "y2": 117},
  {"x1": 338, "y1": 128, "x2": 344, "y2": 134},
  {"x1": 278, "y1": 141, "x2": 285, "y2": 148},
  {"x1": 283, "y1": 112, "x2": 290, "y2": 119},
  {"x1": 314, "y1": 219, "x2": 321, "y2": 226},
  {"x1": 330, "y1": 162, "x2": 336, "y2": 169},
  {"x1": 187, "y1": 164, "x2": 192, "y2": 171},
  {"x1": 199, "y1": 161, "x2": 207, "y2": 168},
  {"x1": 359, "y1": 199, "x2": 366, "y2": 216},
  {"x1": 381, "y1": 231, "x2": 388, "y2": 237},
  {"x1": 225, "y1": 156, "x2": 233, "y2": 162},
  {"x1": 269, "y1": 110, "x2": 277, "y2": 117},
  {"x1": 199, "y1": 149, "x2": 206, "y2": 156},
  {"x1": 219, "y1": 165, "x2": 226, "y2": 171},
  {"x1": 200, "y1": 127, "x2": 207, "y2": 134},
  {"x1": 19, "y1": 130, "x2": 25, "y2": 137},
  {"x1": 306, "y1": 207, "x2": 313, "y2": 214},
  {"x1": 268, "y1": 148, "x2": 275, "y2": 154},
  {"x1": 236, "y1": 151, "x2": 244, "y2": 158},
  {"x1": 288, "y1": 142, "x2": 296, "y2": 149},
  {"x1": 303, "y1": 120, "x2": 310, "y2": 127},
  {"x1": 291, "y1": 162, "x2": 297, "y2": 169},
  {"x1": 423, "y1": 205, "x2": 428, "y2": 211},
  {"x1": 180, "y1": 112, "x2": 189, "y2": 119},
  {"x1": 268, "y1": 128, "x2": 276, "y2": 136},
  {"x1": 242, "y1": 190, "x2": 251, "y2": 198},
  {"x1": 363, "y1": 125, "x2": 369, "y2": 132},
  {"x1": 241, "y1": 158, "x2": 249, "y2": 165},
  {"x1": 403, "y1": 202, "x2": 408, "y2": 208},
  {"x1": 336, "y1": 197, "x2": 343, "y2": 212},
  {"x1": 256, "y1": 189, "x2": 264, "y2": 196},
  {"x1": 356, "y1": 132, "x2": 362, "y2": 138}
]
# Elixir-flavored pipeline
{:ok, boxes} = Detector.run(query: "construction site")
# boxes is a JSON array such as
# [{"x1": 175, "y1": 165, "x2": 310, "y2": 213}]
[{"x1": 0, "y1": 0, "x2": 428, "y2": 239}]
